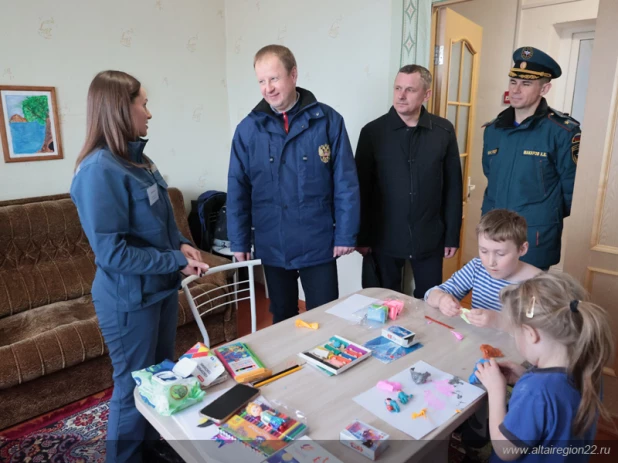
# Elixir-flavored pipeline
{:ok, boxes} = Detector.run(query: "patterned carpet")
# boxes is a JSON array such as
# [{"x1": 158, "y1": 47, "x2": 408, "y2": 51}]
[
  {"x1": 0, "y1": 389, "x2": 111, "y2": 463},
  {"x1": 0, "y1": 387, "x2": 473, "y2": 463}
]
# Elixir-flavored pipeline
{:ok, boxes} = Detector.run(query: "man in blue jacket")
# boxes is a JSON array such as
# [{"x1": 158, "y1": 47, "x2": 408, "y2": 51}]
[
  {"x1": 482, "y1": 47, "x2": 580, "y2": 270},
  {"x1": 227, "y1": 44, "x2": 360, "y2": 323}
]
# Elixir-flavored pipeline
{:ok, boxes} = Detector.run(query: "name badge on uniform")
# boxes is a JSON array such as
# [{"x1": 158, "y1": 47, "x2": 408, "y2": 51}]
[{"x1": 147, "y1": 184, "x2": 159, "y2": 205}]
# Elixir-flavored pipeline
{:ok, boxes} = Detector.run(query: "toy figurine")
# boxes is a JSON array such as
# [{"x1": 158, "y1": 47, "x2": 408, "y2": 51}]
[
  {"x1": 397, "y1": 391, "x2": 412, "y2": 404},
  {"x1": 410, "y1": 367, "x2": 431, "y2": 385},
  {"x1": 384, "y1": 398, "x2": 400, "y2": 413}
]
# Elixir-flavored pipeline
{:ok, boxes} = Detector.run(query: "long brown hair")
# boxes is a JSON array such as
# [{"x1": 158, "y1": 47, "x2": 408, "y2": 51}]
[
  {"x1": 500, "y1": 272, "x2": 615, "y2": 436},
  {"x1": 75, "y1": 70, "x2": 143, "y2": 170}
]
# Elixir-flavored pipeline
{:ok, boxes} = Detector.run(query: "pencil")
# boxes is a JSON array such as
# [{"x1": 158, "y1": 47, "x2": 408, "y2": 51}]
[
  {"x1": 424, "y1": 315, "x2": 455, "y2": 330},
  {"x1": 254, "y1": 365, "x2": 302, "y2": 387}
]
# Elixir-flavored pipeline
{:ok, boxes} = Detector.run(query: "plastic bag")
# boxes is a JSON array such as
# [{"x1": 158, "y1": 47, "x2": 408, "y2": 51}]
[
  {"x1": 132, "y1": 359, "x2": 206, "y2": 416},
  {"x1": 350, "y1": 297, "x2": 407, "y2": 330}
]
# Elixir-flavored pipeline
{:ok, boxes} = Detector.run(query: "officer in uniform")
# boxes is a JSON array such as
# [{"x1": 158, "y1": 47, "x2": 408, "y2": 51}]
[{"x1": 482, "y1": 47, "x2": 580, "y2": 270}]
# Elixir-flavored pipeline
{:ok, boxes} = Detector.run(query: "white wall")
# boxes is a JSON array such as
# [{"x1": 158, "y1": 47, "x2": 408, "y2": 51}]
[
  {"x1": 224, "y1": 0, "x2": 395, "y2": 298},
  {"x1": 518, "y1": 0, "x2": 599, "y2": 110},
  {"x1": 0, "y1": 0, "x2": 231, "y2": 206},
  {"x1": 448, "y1": 0, "x2": 519, "y2": 263}
]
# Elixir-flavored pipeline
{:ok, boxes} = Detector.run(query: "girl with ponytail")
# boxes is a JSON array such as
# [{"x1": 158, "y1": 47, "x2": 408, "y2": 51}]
[{"x1": 474, "y1": 272, "x2": 614, "y2": 461}]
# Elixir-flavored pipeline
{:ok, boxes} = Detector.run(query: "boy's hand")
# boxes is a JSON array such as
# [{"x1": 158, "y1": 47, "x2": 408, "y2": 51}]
[
  {"x1": 467, "y1": 308, "x2": 499, "y2": 328},
  {"x1": 438, "y1": 293, "x2": 461, "y2": 317},
  {"x1": 475, "y1": 358, "x2": 507, "y2": 395},
  {"x1": 497, "y1": 360, "x2": 527, "y2": 385}
]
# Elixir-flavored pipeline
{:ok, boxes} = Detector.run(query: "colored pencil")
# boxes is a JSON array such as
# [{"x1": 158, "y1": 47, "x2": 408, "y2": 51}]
[
  {"x1": 424, "y1": 315, "x2": 455, "y2": 330},
  {"x1": 254, "y1": 365, "x2": 302, "y2": 387}
]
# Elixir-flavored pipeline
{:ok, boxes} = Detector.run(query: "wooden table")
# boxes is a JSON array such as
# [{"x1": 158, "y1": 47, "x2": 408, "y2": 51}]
[{"x1": 136, "y1": 288, "x2": 521, "y2": 462}]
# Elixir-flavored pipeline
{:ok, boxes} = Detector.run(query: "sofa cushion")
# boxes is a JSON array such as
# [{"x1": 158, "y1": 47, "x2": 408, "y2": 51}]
[
  {"x1": 0, "y1": 199, "x2": 96, "y2": 319},
  {"x1": 0, "y1": 281, "x2": 232, "y2": 389},
  {"x1": 0, "y1": 296, "x2": 104, "y2": 389}
]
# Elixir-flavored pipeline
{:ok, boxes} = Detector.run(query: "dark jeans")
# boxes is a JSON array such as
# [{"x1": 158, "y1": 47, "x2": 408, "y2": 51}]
[
  {"x1": 372, "y1": 251, "x2": 443, "y2": 299},
  {"x1": 263, "y1": 261, "x2": 339, "y2": 324}
]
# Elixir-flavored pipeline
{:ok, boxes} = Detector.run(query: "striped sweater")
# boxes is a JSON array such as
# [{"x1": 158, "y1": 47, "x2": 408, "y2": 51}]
[{"x1": 424, "y1": 258, "x2": 515, "y2": 311}]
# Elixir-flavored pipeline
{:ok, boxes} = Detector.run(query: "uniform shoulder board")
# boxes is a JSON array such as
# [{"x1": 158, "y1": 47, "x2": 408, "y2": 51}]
[
  {"x1": 548, "y1": 109, "x2": 580, "y2": 132},
  {"x1": 482, "y1": 118, "x2": 497, "y2": 128}
]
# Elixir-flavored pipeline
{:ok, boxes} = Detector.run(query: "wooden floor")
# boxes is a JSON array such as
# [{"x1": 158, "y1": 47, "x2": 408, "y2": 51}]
[{"x1": 236, "y1": 285, "x2": 618, "y2": 454}]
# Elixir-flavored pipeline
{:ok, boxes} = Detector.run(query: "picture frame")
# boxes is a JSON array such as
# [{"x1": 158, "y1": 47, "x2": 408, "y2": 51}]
[{"x1": 0, "y1": 85, "x2": 63, "y2": 163}]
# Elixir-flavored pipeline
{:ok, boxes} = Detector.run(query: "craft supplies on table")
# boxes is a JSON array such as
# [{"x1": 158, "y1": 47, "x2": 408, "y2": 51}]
[
  {"x1": 295, "y1": 319, "x2": 319, "y2": 330},
  {"x1": 340, "y1": 419, "x2": 390, "y2": 460},
  {"x1": 217, "y1": 396, "x2": 308, "y2": 457},
  {"x1": 215, "y1": 342, "x2": 272, "y2": 383},
  {"x1": 353, "y1": 360, "x2": 485, "y2": 439},
  {"x1": 480, "y1": 344, "x2": 504, "y2": 359},
  {"x1": 298, "y1": 335, "x2": 371, "y2": 375},
  {"x1": 253, "y1": 365, "x2": 303, "y2": 388},
  {"x1": 178, "y1": 342, "x2": 227, "y2": 388},
  {"x1": 264, "y1": 436, "x2": 343, "y2": 463},
  {"x1": 382, "y1": 325, "x2": 416, "y2": 347},
  {"x1": 367, "y1": 303, "x2": 389, "y2": 323},
  {"x1": 363, "y1": 336, "x2": 423, "y2": 364},
  {"x1": 424, "y1": 316, "x2": 454, "y2": 330}
]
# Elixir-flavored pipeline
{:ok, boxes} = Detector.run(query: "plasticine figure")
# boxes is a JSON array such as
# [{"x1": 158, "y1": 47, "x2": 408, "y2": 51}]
[{"x1": 410, "y1": 367, "x2": 431, "y2": 384}]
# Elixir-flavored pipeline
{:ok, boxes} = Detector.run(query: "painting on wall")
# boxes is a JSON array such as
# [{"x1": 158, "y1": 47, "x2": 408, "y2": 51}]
[{"x1": 0, "y1": 86, "x2": 63, "y2": 163}]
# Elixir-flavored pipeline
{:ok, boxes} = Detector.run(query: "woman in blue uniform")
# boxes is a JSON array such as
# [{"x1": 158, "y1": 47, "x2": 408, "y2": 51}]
[{"x1": 71, "y1": 70, "x2": 208, "y2": 463}]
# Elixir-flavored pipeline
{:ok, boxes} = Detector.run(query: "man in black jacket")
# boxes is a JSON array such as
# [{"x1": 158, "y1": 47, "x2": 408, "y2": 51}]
[{"x1": 355, "y1": 64, "x2": 462, "y2": 298}]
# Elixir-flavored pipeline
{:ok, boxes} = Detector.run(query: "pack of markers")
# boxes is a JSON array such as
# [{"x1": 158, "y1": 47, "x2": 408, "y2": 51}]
[{"x1": 298, "y1": 335, "x2": 372, "y2": 375}]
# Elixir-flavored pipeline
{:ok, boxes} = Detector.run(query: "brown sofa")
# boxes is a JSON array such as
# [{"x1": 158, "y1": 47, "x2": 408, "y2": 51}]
[{"x1": 0, "y1": 188, "x2": 235, "y2": 430}]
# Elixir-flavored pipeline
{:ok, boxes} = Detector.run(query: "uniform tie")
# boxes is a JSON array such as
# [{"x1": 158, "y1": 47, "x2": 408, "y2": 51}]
[{"x1": 282, "y1": 111, "x2": 289, "y2": 133}]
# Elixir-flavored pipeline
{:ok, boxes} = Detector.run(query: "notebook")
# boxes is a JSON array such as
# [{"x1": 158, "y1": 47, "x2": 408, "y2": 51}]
[{"x1": 214, "y1": 342, "x2": 266, "y2": 379}]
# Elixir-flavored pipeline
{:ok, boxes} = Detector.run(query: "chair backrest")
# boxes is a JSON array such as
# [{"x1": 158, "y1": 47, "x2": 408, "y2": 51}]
[{"x1": 181, "y1": 259, "x2": 262, "y2": 347}]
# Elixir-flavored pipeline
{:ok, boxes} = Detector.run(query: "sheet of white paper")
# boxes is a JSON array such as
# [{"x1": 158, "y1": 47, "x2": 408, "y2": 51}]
[
  {"x1": 353, "y1": 360, "x2": 485, "y2": 439},
  {"x1": 171, "y1": 387, "x2": 228, "y2": 440},
  {"x1": 172, "y1": 387, "x2": 264, "y2": 463},
  {"x1": 325, "y1": 294, "x2": 379, "y2": 320}
]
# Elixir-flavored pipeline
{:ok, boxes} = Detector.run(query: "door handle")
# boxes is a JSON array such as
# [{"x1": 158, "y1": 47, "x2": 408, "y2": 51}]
[{"x1": 467, "y1": 176, "x2": 476, "y2": 199}]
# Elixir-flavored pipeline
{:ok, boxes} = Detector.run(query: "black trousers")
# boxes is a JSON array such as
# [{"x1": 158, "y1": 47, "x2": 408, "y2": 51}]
[
  {"x1": 372, "y1": 251, "x2": 443, "y2": 299},
  {"x1": 263, "y1": 261, "x2": 339, "y2": 324}
]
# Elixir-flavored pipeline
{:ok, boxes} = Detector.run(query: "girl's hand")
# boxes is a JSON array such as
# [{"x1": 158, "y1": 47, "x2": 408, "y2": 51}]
[
  {"x1": 497, "y1": 360, "x2": 527, "y2": 385},
  {"x1": 475, "y1": 358, "x2": 507, "y2": 395}
]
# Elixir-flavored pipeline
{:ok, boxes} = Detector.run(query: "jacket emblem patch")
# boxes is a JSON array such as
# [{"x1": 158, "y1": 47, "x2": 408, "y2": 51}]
[{"x1": 318, "y1": 144, "x2": 331, "y2": 163}]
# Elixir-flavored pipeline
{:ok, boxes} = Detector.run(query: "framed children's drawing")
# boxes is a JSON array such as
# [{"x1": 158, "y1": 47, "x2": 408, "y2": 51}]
[{"x1": 0, "y1": 85, "x2": 63, "y2": 163}]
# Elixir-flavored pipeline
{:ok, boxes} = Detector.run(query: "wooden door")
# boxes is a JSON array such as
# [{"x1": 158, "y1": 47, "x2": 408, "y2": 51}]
[{"x1": 430, "y1": 7, "x2": 483, "y2": 282}]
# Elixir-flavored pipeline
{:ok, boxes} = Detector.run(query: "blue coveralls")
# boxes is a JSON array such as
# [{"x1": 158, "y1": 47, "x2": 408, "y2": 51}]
[
  {"x1": 70, "y1": 140, "x2": 190, "y2": 463},
  {"x1": 481, "y1": 98, "x2": 580, "y2": 269}
]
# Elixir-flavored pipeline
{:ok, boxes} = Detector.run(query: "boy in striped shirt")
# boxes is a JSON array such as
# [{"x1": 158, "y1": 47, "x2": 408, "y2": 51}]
[{"x1": 424, "y1": 209, "x2": 541, "y2": 330}]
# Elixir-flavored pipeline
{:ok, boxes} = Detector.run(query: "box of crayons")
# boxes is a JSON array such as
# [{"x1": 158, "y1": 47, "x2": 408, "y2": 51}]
[{"x1": 298, "y1": 335, "x2": 371, "y2": 375}]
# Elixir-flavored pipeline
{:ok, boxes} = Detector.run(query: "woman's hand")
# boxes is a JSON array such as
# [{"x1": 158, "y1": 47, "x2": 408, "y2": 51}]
[
  {"x1": 180, "y1": 244, "x2": 202, "y2": 262},
  {"x1": 181, "y1": 258, "x2": 209, "y2": 276}
]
